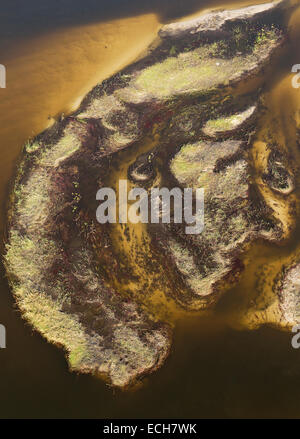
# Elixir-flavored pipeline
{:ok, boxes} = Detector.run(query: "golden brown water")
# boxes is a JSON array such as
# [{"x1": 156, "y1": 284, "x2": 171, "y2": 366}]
[
  {"x1": 0, "y1": 13, "x2": 161, "y2": 234},
  {"x1": 2, "y1": 0, "x2": 300, "y2": 418}
]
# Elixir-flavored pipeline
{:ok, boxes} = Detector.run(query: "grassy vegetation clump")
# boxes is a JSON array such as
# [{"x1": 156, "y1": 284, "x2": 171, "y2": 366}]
[
  {"x1": 165, "y1": 138, "x2": 281, "y2": 308},
  {"x1": 131, "y1": 24, "x2": 282, "y2": 99},
  {"x1": 16, "y1": 169, "x2": 51, "y2": 231},
  {"x1": 40, "y1": 132, "x2": 81, "y2": 167},
  {"x1": 171, "y1": 141, "x2": 248, "y2": 201},
  {"x1": 5, "y1": 113, "x2": 171, "y2": 387},
  {"x1": 79, "y1": 92, "x2": 140, "y2": 150},
  {"x1": 135, "y1": 50, "x2": 218, "y2": 97},
  {"x1": 205, "y1": 115, "x2": 237, "y2": 132},
  {"x1": 253, "y1": 25, "x2": 279, "y2": 52},
  {"x1": 202, "y1": 106, "x2": 256, "y2": 137},
  {"x1": 25, "y1": 141, "x2": 40, "y2": 154}
]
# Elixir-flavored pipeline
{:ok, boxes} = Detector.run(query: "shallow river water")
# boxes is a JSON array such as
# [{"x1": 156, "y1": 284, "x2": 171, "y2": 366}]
[{"x1": 1, "y1": 0, "x2": 300, "y2": 418}]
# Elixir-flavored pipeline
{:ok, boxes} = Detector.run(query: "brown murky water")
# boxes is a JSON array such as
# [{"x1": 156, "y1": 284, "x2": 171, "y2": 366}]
[{"x1": 2, "y1": 0, "x2": 300, "y2": 418}]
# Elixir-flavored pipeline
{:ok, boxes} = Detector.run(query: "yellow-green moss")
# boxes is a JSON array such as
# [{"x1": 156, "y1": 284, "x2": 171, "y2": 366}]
[
  {"x1": 25, "y1": 141, "x2": 40, "y2": 154},
  {"x1": 205, "y1": 115, "x2": 237, "y2": 132},
  {"x1": 203, "y1": 106, "x2": 256, "y2": 136},
  {"x1": 133, "y1": 42, "x2": 266, "y2": 98}
]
